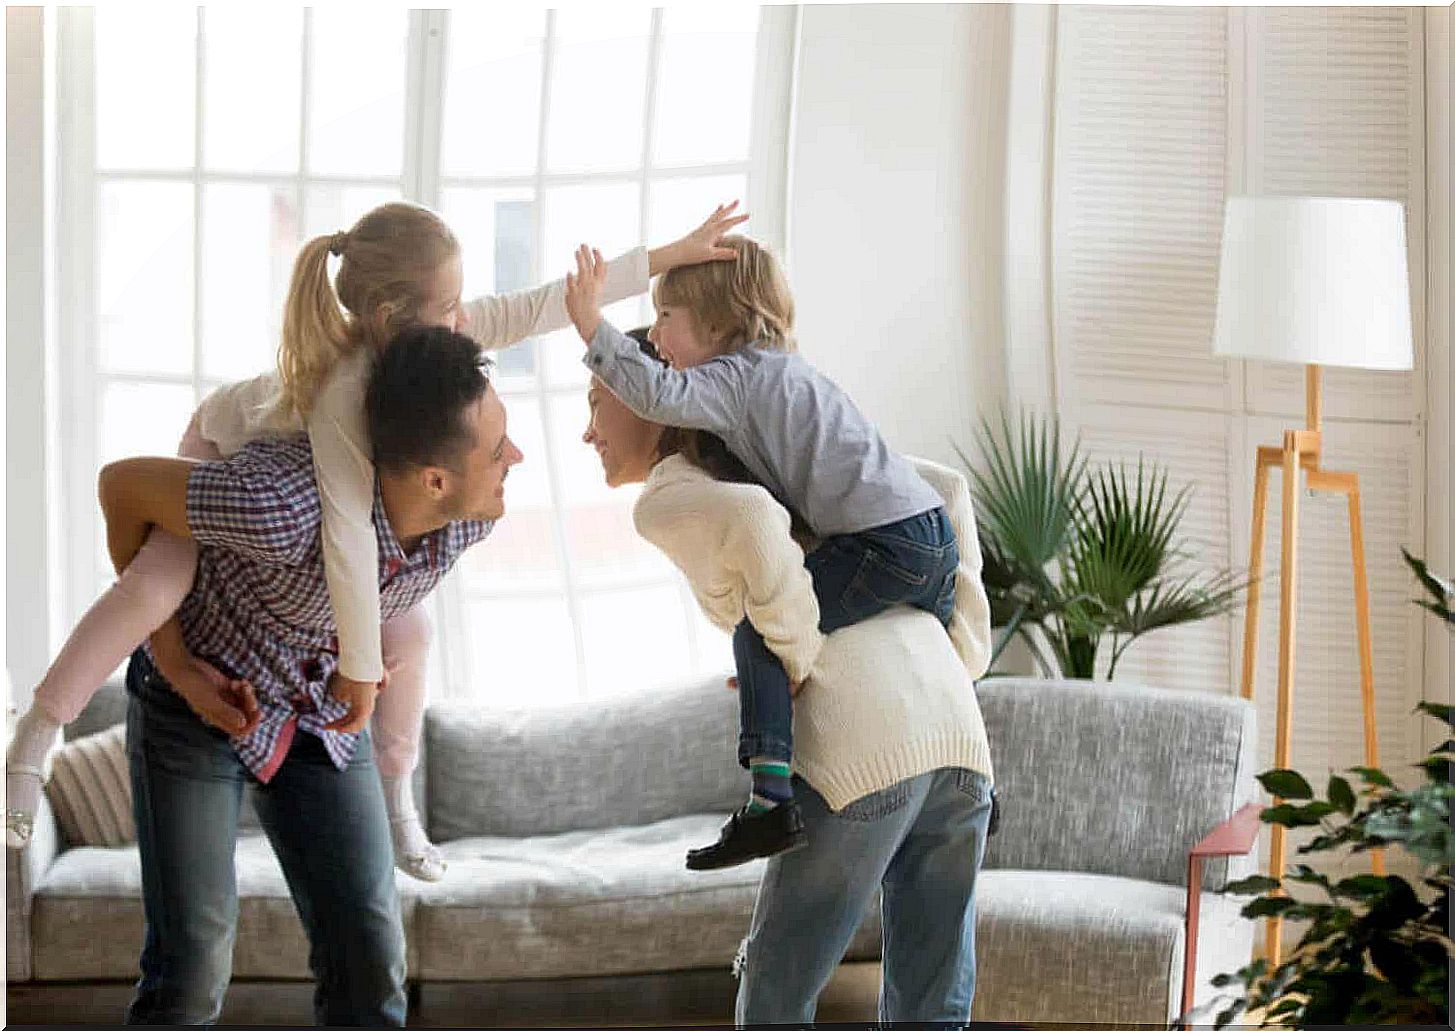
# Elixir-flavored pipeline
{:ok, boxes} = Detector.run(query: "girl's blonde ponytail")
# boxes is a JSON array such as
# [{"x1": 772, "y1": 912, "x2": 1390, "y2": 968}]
[
  {"x1": 270, "y1": 202, "x2": 458, "y2": 422},
  {"x1": 277, "y1": 234, "x2": 352, "y2": 420}
]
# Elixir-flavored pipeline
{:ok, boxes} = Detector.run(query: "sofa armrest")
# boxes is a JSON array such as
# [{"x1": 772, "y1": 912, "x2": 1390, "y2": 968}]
[
  {"x1": 6, "y1": 790, "x2": 61, "y2": 981},
  {"x1": 1181, "y1": 802, "x2": 1264, "y2": 1020}
]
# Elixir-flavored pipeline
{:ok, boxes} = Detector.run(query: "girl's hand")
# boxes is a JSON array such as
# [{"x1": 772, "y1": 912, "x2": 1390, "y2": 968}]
[
  {"x1": 564, "y1": 244, "x2": 609, "y2": 344},
  {"x1": 324, "y1": 671, "x2": 380, "y2": 734},
  {"x1": 649, "y1": 201, "x2": 749, "y2": 275}
]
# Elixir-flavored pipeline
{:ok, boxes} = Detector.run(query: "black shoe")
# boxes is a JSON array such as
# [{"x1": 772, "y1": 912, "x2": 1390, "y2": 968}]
[{"x1": 686, "y1": 800, "x2": 808, "y2": 871}]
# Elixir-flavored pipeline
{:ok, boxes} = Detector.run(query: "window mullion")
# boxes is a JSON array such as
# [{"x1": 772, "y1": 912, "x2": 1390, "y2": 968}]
[
  {"x1": 526, "y1": 11, "x2": 594, "y2": 700},
  {"x1": 403, "y1": 10, "x2": 447, "y2": 208},
  {"x1": 639, "y1": 8, "x2": 664, "y2": 258},
  {"x1": 57, "y1": 7, "x2": 101, "y2": 630},
  {"x1": 297, "y1": 9, "x2": 312, "y2": 245},
  {"x1": 192, "y1": 8, "x2": 205, "y2": 406}
]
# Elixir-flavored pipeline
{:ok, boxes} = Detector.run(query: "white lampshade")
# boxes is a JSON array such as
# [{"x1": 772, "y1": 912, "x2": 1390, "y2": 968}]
[{"x1": 1212, "y1": 196, "x2": 1414, "y2": 371}]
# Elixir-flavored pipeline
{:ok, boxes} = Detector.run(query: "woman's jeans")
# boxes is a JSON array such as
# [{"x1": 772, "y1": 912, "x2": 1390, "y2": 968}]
[
  {"x1": 735, "y1": 767, "x2": 993, "y2": 1025},
  {"x1": 734, "y1": 506, "x2": 958, "y2": 765},
  {"x1": 123, "y1": 649, "x2": 407, "y2": 1026}
]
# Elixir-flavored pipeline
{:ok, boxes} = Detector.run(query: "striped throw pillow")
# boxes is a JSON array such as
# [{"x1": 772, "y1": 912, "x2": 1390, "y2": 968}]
[{"x1": 44, "y1": 723, "x2": 134, "y2": 847}]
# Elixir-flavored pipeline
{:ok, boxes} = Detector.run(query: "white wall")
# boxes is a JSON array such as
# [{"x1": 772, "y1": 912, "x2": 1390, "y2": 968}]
[
  {"x1": 785, "y1": 3, "x2": 1010, "y2": 467},
  {"x1": 6, "y1": 7, "x2": 52, "y2": 706}
]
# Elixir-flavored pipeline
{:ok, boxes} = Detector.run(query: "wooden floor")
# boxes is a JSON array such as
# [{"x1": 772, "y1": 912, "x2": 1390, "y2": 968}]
[{"x1": 6, "y1": 962, "x2": 884, "y2": 1027}]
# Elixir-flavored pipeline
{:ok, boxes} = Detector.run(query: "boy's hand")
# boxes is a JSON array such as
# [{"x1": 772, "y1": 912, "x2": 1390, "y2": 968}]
[
  {"x1": 564, "y1": 244, "x2": 608, "y2": 344},
  {"x1": 649, "y1": 201, "x2": 749, "y2": 275}
]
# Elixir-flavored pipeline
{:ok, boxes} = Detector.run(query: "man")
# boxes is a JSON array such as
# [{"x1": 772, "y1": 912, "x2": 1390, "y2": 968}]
[{"x1": 98, "y1": 326, "x2": 522, "y2": 1025}]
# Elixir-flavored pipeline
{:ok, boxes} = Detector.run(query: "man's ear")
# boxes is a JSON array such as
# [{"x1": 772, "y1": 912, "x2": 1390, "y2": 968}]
[{"x1": 421, "y1": 466, "x2": 449, "y2": 500}]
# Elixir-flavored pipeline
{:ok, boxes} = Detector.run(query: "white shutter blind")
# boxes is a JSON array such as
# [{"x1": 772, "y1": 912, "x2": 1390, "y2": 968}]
[
  {"x1": 1245, "y1": 6, "x2": 1425, "y2": 422},
  {"x1": 1048, "y1": 6, "x2": 1427, "y2": 812},
  {"x1": 1051, "y1": 7, "x2": 1235, "y2": 688},
  {"x1": 1238, "y1": 8, "x2": 1427, "y2": 797},
  {"x1": 1053, "y1": 7, "x2": 1232, "y2": 414}
]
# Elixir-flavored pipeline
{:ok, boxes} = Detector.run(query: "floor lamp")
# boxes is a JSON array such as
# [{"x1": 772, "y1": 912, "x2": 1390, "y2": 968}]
[{"x1": 1211, "y1": 196, "x2": 1414, "y2": 966}]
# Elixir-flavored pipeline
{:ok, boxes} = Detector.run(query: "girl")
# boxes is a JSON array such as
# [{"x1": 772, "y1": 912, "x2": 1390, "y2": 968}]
[
  {"x1": 564, "y1": 237, "x2": 960, "y2": 870},
  {"x1": 6, "y1": 200, "x2": 746, "y2": 882}
]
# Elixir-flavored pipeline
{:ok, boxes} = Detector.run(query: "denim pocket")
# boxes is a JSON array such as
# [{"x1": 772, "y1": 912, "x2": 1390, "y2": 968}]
[
  {"x1": 836, "y1": 781, "x2": 913, "y2": 822},
  {"x1": 933, "y1": 572, "x2": 957, "y2": 623},
  {"x1": 953, "y1": 768, "x2": 992, "y2": 806},
  {"x1": 840, "y1": 549, "x2": 930, "y2": 619}
]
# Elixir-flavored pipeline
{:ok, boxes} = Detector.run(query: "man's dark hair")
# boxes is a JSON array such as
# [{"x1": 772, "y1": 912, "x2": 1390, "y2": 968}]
[{"x1": 366, "y1": 325, "x2": 494, "y2": 475}]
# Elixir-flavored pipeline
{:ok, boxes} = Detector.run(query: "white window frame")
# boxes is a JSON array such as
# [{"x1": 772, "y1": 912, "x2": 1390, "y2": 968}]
[{"x1": 53, "y1": 7, "x2": 797, "y2": 702}]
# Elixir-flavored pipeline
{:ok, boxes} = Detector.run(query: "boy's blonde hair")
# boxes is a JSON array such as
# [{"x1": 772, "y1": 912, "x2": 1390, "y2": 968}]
[
  {"x1": 652, "y1": 235, "x2": 795, "y2": 353},
  {"x1": 276, "y1": 201, "x2": 459, "y2": 419}
]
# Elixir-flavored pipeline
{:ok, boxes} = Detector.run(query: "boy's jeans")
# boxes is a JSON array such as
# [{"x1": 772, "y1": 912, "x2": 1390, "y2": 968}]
[
  {"x1": 733, "y1": 506, "x2": 958, "y2": 765},
  {"x1": 123, "y1": 649, "x2": 407, "y2": 1026},
  {"x1": 735, "y1": 767, "x2": 993, "y2": 1024}
]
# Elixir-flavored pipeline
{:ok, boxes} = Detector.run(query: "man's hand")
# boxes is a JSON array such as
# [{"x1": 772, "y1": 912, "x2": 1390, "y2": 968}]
[
  {"x1": 564, "y1": 244, "x2": 609, "y2": 344},
  {"x1": 171, "y1": 657, "x2": 260, "y2": 736},
  {"x1": 649, "y1": 202, "x2": 750, "y2": 275},
  {"x1": 324, "y1": 672, "x2": 380, "y2": 734},
  {"x1": 149, "y1": 618, "x2": 261, "y2": 736}
]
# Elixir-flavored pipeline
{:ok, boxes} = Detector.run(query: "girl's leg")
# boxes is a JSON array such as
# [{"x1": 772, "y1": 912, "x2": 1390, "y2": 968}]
[
  {"x1": 374, "y1": 605, "x2": 444, "y2": 882},
  {"x1": 7, "y1": 531, "x2": 201, "y2": 848},
  {"x1": 6, "y1": 412, "x2": 216, "y2": 848}
]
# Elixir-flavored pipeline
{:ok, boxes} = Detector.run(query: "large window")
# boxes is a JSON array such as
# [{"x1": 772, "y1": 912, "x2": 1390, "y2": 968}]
[{"x1": 56, "y1": 8, "x2": 792, "y2": 705}]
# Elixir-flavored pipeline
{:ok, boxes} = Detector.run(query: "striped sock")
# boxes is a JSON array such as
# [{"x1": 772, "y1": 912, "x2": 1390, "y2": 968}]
[{"x1": 747, "y1": 758, "x2": 793, "y2": 814}]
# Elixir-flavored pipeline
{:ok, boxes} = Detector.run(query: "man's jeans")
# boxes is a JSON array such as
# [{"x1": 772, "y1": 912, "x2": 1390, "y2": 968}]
[
  {"x1": 734, "y1": 506, "x2": 958, "y2": 765},
  {"x1": 123, "y1": 649, "x2": 407, "y2": 1026},
  {"x1": 735, "y1": 767, "x2": 992, "y2": 1025}
]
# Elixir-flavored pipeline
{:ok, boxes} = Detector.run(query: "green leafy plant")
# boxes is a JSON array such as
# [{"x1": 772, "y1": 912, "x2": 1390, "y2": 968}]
[
  {"x1": 1196, "y1": 552, "x2": 1453, "y2": 1028},
  {"x1": 956, "y1": 410, "x2": 1243, "y2": 679}
]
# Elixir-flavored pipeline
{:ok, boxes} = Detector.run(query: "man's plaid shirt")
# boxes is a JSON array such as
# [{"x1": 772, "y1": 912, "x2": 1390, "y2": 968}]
[{"x1": 151, "y1": 436, "x2": 491, "y2": 782}]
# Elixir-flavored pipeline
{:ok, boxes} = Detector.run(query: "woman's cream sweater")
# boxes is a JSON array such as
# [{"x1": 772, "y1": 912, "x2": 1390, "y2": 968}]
[{"x1": 633, "y1": 453, "x2": 995, "y2": 810}]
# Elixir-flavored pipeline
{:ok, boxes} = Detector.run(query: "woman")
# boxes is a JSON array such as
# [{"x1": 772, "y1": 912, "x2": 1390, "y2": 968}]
[{"x1": 580, "y1": 339, "x2": 998, "y2": 1024}]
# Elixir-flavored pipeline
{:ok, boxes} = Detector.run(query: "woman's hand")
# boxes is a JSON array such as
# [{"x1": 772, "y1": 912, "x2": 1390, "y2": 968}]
[
  {"x1": 726, "y1": 674, "x2": 806, "y2": 696},
  {"x1": 649, "y1": 202, "x2": 749, "y2": 275},
  {"x1": 565, "y1": 244, "x2": 609, "y2": 344}
]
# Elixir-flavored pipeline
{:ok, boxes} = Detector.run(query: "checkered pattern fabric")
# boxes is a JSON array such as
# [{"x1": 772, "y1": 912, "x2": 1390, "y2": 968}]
[{"x1": 156, "y1": 436, "x2": 490, "y2": 782}]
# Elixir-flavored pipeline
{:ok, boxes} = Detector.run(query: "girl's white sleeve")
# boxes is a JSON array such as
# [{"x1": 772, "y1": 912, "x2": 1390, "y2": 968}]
[
  {"x1": 463, "y1": 246, "x2": 650, "y2": 351},
  {"x1": 307, "y1": 350, "x2": 384, "y2": 682}
]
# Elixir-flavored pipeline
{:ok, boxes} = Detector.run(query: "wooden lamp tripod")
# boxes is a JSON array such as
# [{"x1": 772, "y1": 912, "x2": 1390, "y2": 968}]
[{"x1": 1212, "y1": 197, "x2": 1414, "y2": 966}]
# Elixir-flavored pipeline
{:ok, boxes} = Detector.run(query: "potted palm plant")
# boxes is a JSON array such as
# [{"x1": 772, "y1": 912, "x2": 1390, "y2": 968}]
[{"x1": 957, "y1": 410, "x2": 1243, "y2": 679}]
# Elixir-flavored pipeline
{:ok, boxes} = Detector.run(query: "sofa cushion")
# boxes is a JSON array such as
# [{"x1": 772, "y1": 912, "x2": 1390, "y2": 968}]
[
  {"x1": 975, "y1": 678, "x2": 1259, "y2": 890},
  {"x1": 970, "y1": 869, "x2": 1253, "y2": 1026},
  {"x1": 427, "y1": 678, "x2": 746, "y2": 841},
  {"x1": 46, "y1": 723, "x2": 134, "y2": 848},
  {"x1": 413, "y1": 814, "x2": 883, "y2": 981},
  {"x1": 30, "y1": 833, "x2": 422, "y2": 981},
  {"x1": 67, "y1": 680, "x2": 269, "y2": 833}
]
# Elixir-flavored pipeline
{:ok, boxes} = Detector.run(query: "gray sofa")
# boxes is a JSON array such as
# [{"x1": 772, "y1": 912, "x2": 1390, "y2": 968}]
[{"x1": 7, "y1": 674, "x2": 1259, "y2": 1026}]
